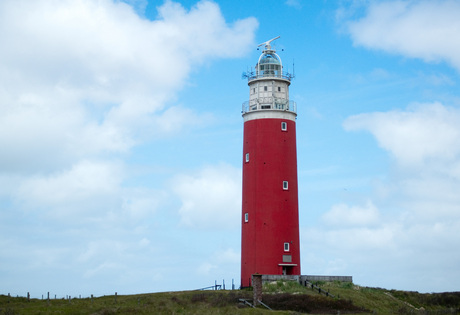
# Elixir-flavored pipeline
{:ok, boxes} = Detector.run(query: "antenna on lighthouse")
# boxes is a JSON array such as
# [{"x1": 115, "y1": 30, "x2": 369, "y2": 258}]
[{"x1": 257, "y1": 36, "x2": 280, "y2": 50}]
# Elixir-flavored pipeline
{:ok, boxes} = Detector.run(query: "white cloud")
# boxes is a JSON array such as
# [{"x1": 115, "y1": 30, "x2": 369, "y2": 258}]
[
  {"x1": 197, "y1": 262, "x2": 218, "y2": 276},
  {"x1": 285, "y1": 0, "x2": 302, "y2": 9},
  {"x1": 344, "y1": 102, "x2": 460, "y2": 168},
  {"x1": 214, "y1": 248, "x2": 240, "y2": 264},
  {"x1": 18, "y1": 160, "x2": 121, "y2": 203},
  {"x1": 322, "y1": 102, "x2": 460, "y2": 291},
  {"x1": 344, "y1": 103, "x2": 460, "y2": 222},
  {"x1": 322, "y1": 200, "x2": 380, "y2": 227},
  {"x1": 13, "y1": 160, "x2": 123, "y2": 219},
  {"x1": 346, "y1": 0, "x2": 460, "y2": 71},
  {"x1": 121, "y1": 188, "x2": 164, "y2": 220},
  {"x1": 0, "y1": 0, "x2": 258, "y2": 174},
  {"x1": 196, "y1": 248, "x2": 240, "y2": 280},
  {"x1": 172, "y1": 163, "x2": 242, "y2": 229},
  {"x1": 0, "y1": 0, "x2": 258, "y2": 296},
  {"x1": 147, "y1": 105, "x2": 214, "y2": 138}
]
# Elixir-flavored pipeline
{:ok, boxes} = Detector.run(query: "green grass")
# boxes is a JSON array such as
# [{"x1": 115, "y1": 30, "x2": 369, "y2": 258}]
[
  {"x1": 0, "y1": 291, "x2": 288, "y2": 315},
  {"x1": 308, "y1": 281, "x2": 460, "y2": 314},
  {"x1": 1, "y1": 282, "x2": 459, "y2": 314}
]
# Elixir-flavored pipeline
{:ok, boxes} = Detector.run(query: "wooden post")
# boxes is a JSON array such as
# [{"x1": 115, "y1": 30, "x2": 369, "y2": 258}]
[{"x1": 252, "y1": 274, "x2": 262, "y2": 306}]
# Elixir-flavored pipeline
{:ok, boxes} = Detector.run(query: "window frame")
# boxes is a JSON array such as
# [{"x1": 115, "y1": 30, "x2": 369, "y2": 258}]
[
  {"x1": 244, "y1": 213, "x2": 249, "y2": 223},
  {"x1": 281, "y1": 121, "x2": 287, "y2": 131},
  {"x1": 283, "y1": 181, "x2": 288, "y2": 190},
  {"x1": 284, "y1": 242, "x2": 290, "y2": 252},
  {"x1": 245, "y1": 153, "x2": 249, "y2": 163}
]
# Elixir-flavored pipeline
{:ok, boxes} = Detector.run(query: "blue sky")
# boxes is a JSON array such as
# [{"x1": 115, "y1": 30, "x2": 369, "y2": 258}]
[{"x1": 1, "y1": 0, "x2": 460, "y2": 297}]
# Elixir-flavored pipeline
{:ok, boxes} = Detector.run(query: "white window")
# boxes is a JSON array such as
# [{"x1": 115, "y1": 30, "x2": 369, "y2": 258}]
[
  {"x1": 283, "y1": 181, "x2": 288, "y2": 190},
  {"x1": 284, "y1": 242, "x2": 290, "y2": 252},
  {"x1": 281, "y1": 121, "x2": 287, "y2": 131},
  {"x1": 244, "y1": 213, "x2": 249, "y2": 222},
  {"x1": 245, "y1": 153, "x2": 249, "y2": 163}
]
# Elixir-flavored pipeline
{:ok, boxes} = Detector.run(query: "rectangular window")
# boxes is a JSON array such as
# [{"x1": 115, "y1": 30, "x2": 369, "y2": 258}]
[
  {"x1": 245, "y1": 153, "x2": 249, "y2": 163},
  {"x1": 283, "y1": 255, "x2": 292, "y2": 262},
  {"x1": 283, "y1": 181, "x2": 288, "y2": 190},
  {"x1": 284, "y1": 242, "x2": 290, "y2": 252},
  {"x1": 278, "y1": 86, "x2": 281, "y2": 92},
  {"x1": 244, "y1": 213, "x2": 249, "y2": 222},
  {"x1": 264, "y1": 86, "x2": 267, "y2": 91},
  {"x1": 281, "y1": 121, "x2": 287, "y2": 131}
]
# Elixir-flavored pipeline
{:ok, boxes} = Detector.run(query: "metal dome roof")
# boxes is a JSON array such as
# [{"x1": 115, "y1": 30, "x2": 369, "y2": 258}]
[{"x1": 258, "y1": 52, "x2": 282, "y2": 66}]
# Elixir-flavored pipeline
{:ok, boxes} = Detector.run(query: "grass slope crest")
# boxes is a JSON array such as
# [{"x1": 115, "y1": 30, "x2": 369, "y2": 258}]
[{"x1": 1, "y1": 281, "x2": 459, "y2": 314}]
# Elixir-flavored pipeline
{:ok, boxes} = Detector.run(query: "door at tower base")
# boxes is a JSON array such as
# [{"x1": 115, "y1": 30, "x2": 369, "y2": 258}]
[{"x1": 240, "y1": 117, "x2": 301, "y2": 288}]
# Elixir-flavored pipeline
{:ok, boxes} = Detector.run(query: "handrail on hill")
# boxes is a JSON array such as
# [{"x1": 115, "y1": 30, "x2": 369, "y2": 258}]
[{"x1": 303, "y1": 280, "x2": 336, "y2": 298}]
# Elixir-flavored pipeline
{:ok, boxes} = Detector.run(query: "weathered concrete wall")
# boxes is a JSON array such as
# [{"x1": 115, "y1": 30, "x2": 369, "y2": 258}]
[
  {"x1": 262, "y1": 274, "x2": 300, "y2": 283},
  {"x1": 302, "y1": 275, "x2": 353, "y2": 283},
  {"x1": 261, "y1": 274, "x2": 352, "y2": 284}
]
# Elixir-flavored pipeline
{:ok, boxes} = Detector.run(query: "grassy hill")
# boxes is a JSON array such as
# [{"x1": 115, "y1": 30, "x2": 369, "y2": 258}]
[{"x1": 1, "y1": 281, "x2": 459, "y2": 314}]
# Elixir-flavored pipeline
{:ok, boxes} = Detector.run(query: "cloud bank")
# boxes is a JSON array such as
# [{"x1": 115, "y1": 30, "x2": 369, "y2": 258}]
[
  {"x1": 311, "y1": 1, "x2": 460, "y2": 291},
  {"x1": 346, "y1": 0, "x2": 460, "y2": 72},
  {"x1": 0, "y1": 0, "x2": 256, "y2": 296}
]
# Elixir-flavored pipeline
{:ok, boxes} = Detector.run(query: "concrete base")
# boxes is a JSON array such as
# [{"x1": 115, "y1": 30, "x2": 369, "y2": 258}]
[{"x1": 261, "y1": 274, "x2": 353, "y2": 284}]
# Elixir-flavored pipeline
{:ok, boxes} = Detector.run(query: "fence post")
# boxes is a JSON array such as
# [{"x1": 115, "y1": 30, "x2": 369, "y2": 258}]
[
  {"x1": 223, "y1": 279, "x2": 225, "y2": 290},
  {"x1": 27, "y1": 292, "x2": 30, "y2": 302},
  {"x1": 69, "y1": 296, "x2": 71, "y2": 304},
  {"x1": 91, "y1": 294, "x2": 94, "y2": 304},
  {"x1": 115, "y1": 292, "x2": 117, "y2": 303},
  {"x1": 8, "y1": 293, "x2": 10, "y2": 303}
]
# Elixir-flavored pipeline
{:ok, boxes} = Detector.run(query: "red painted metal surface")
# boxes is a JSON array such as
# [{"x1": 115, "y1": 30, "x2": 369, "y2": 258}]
[{"x1": 241, "y1": 117, "x2": 301, "y2": 288}]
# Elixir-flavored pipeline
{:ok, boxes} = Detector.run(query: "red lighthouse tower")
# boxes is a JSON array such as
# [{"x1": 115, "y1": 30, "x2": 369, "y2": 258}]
[{"x1": 241, "y1": 37, "x2": 300, "y2": 288}]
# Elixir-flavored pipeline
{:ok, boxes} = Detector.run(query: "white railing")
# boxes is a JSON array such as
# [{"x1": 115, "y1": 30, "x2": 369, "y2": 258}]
[
  {"x1": 242, "y1": 100, "x2": 297, "y2": 114},
  {"x1": 246, "y1": 71, "x2": 294, "y2": 82}
]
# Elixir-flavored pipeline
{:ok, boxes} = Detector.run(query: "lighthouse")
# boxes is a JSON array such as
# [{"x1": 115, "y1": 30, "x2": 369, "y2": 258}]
[{"x1": 240, "y1": 37, "x2": 301, "y2": 288}]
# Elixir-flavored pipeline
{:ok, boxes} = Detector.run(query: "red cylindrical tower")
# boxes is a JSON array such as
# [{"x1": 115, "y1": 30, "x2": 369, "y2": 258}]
[{"x1": 241, "y1": 37, "x2": 300, "y2": 288}]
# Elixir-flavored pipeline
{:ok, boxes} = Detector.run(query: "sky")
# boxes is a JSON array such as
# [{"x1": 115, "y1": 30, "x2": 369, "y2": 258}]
[{"x1": 1, "y1": 0, "x2": 460, "y2": 297}]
